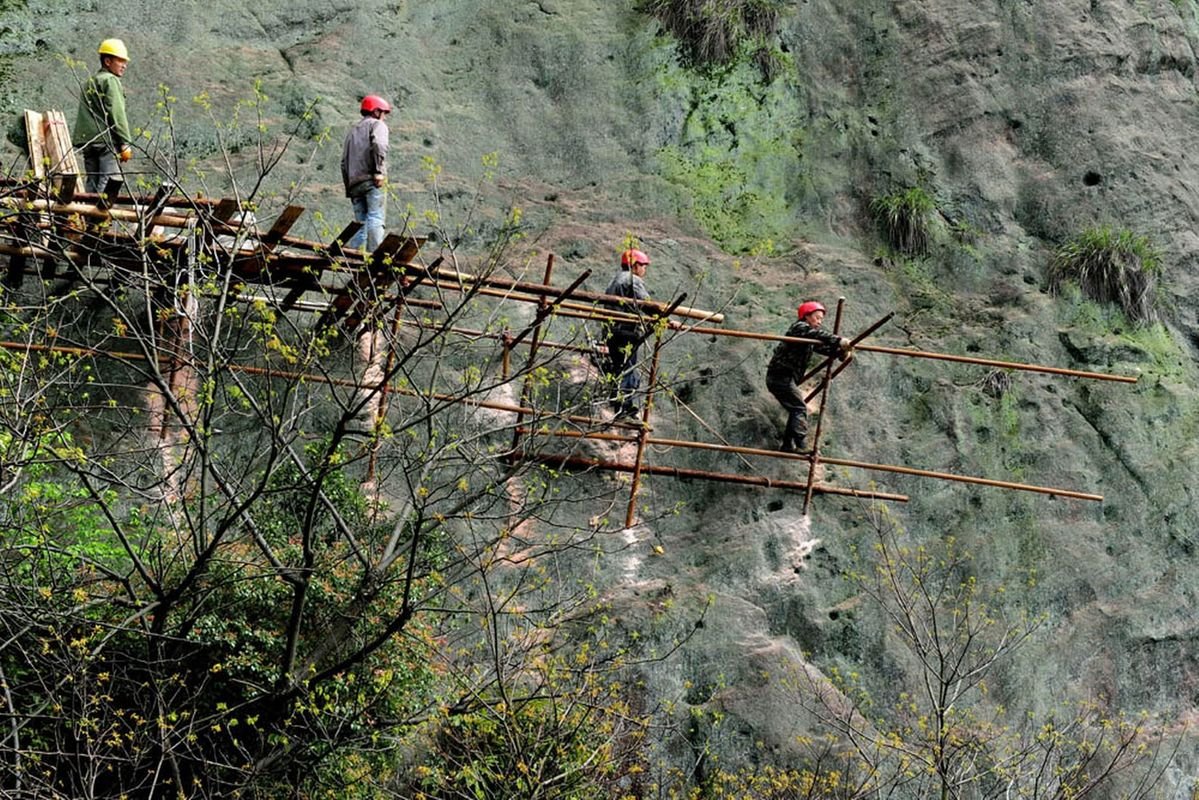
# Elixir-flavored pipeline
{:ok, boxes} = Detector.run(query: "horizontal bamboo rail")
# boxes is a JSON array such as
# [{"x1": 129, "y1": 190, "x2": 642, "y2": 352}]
[
  {"x1": 516, "y1": 451, "x2": 907, "y2": 502},
  {"x1": 854, "y1": 343, "x2": 1137, "y2": 384},
  {"x1": 419, "y1": 262, "x2": 723, "y2": 323},
  {"x1": 816, "y1": 453, "x2": 1102, "y2": 501},
  {"x1": 516, "y1": 427, "x2": 1102, "y2": 502},
  {"x1": 0, "y1": 340, "x2": 644, "y2": 432},
  {"x1": 662, "y1": 319, "x2": 1136, "y2": 384},
  {"x1": 401, "y1": 320, "x2": 594, "y2": 355}
]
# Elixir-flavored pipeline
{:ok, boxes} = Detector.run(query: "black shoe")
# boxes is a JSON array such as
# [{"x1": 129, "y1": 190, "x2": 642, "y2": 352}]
[
  {"x1": 780, "y1": 438, "x2": 807, "y2": 454},
  {"x1": 614, "y1": 404, "x2": 640, "y2": 420}
]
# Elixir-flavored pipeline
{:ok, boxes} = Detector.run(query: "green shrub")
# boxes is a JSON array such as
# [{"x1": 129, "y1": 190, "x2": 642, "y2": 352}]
[
  {"x1": 640, "y1": 0, "x2": 784, "y2": 77},
  {"x1": 1049, "y1": 226, "x2": 1161, "y2": 324},
  {"x1": 870, "y1": 186, "x2": 937, "y2": 257}
]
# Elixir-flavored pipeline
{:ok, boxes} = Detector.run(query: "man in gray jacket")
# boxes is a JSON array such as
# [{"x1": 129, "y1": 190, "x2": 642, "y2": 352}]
[
  {"x1": 341, "y1": 95, "x2": 391, "y2": 252},
  {"x1": 602, "y1": 248, "x2": 651, "y2": 419}
]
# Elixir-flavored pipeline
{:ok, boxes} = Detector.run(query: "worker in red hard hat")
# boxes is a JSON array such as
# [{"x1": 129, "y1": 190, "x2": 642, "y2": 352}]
[
  {"x1": 601, "y1": 248, "x2": 652, "y2": 419},
  {"x1": 341, "y1": 94, "x2": 392, "y2": 251},
  {"x1": 765, "y1": 300, "x2": 851, "y2": 453},
  {"x1": 74, "y1": 38, "x2": 133, "y2": 197}
]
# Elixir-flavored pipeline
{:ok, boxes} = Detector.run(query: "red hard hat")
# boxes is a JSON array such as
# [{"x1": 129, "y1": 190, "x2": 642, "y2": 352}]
[
  {"x1": 360, "y1": 95, "x2": 391, "y2": 114},
  {"x1": 797, "y1": 301, "x2": 826, "y2": 319},
  {"x1": 621, "y1": 248, "x2": 650, "y2": 268}
]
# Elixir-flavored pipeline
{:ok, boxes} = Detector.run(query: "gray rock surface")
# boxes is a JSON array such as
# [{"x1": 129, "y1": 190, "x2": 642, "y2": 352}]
[{"x1": 4, "y1": 0, "x2": 1199, "y2": 792}]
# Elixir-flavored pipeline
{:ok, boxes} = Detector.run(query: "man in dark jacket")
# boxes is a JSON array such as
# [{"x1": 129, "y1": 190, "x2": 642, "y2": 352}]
[
  {"x1": 603, "y1": 248, "x2": 651, "y2": 419},
  {"x1": 766, "y1": 301, "x2": 851, "y2": 452},
  {"x1": 74, "y1": 38, "x2": 133, "y2": 196},
  {"x1": 341, "y1": 95, "x2": 391, "y2": 252}
]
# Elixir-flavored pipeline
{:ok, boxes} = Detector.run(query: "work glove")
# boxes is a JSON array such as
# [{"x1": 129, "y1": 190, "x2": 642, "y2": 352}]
[
  {"x1": 838, "y1": 337, "x2": 853, "y2": 360},
  {"x1": 118, "y1": 146, "x2": 132, "y2": 163}
]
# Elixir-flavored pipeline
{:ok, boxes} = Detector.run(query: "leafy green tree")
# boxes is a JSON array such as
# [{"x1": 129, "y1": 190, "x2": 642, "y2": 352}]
[{"x1": 0, "y1": 86, "x2": 696, "y2": 798}]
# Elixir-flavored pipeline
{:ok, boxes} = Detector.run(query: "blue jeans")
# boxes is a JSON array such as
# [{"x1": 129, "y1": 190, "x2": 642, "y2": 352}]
[{"x1": 348, "y1": 185, "x2": 386, "y2": 252}]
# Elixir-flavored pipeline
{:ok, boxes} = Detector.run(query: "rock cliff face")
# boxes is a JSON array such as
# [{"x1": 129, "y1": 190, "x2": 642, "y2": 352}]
[{"x1": 6, "y1": 0, "x2": 1199, "y2": 791}]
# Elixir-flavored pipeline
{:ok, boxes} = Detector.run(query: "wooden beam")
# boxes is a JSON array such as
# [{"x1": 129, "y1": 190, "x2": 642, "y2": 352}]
[
  {"x1": 42, "y1": 110, "x2": 79, "y2": 201},
  {"x1": 516, "y1": 452, "x2": 909, "y2": 503},
  {"x1": 23, "y1": 111, "x2": 45, "y2": 180},
  {"x1": 328, "y1": 222, "x2": 361, "y2": 258},
  {"x1": 260, "y1": 205, "x2": 304, "y2": 250}
]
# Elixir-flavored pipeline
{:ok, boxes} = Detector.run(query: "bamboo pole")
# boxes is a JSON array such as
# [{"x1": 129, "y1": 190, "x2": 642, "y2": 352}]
[
  {"x1": 2, "y1": 338, "x2": 1100, "y2": 501},
  {"x1": 799, "y1": 311, "x2": 895, "y2": 390},
  {"x1": 514, "y1": 428, "x2": 1102, "y2": 502},
  {"x1": 804, "y1": 299, "x2": 845, "y2": 515},
  {"x1": 517, "y1": 452, "x2": 908, "y2": 502},
  {"x1": 418, "y1": 262, "x2": 723, "y2": 323},
  {"x1": 854, "y1": 343, "x2": 1138, "y2": 384},
  {"x1": 817, "y1": 454, "x2": 1102, "y2": 501},
  {"x1": 401, "y1": 320, "x2": 593, "y2": 357},
  {"x1": 625, "y1": 328, "x2": 665, "y2": 528},
  {"x1": 509, "y1": 254, "x2": 557, "y2": 458}
]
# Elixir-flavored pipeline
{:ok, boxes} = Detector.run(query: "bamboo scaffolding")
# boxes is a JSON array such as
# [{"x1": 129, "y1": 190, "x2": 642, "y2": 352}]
[
  {"x1": 0, "y1": 180, "x2": 1132, "y2": 514},
  {"x1": 1, "y1": 331, "x2": 1104, "y2": 503},
  {"x1": 853, "y1": 343, "x2": 1138, "y2": 383},
  {"x1": 0, "y1": 338, "x2": 642, "y2": 432},
  {"x1": 516, "y1": 451, "x2": 908, "y2": 503},
  {"x1": 804, "y1": 299, "x2": 845, "y2": 515},
  {"x1": 514, "y1": 428, "x2": 1103, "y2": 502}
]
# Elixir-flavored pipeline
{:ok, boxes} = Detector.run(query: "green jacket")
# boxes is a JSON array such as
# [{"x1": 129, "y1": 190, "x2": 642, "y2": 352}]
[{"x1": 73, "y1": 69, "x2": 131, "y2": 151}]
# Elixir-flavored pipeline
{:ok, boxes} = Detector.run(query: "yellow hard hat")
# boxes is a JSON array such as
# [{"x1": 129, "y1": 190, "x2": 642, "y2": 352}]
[{"x1": 97, "y1": 38, "x2": 129, "y2": 61}]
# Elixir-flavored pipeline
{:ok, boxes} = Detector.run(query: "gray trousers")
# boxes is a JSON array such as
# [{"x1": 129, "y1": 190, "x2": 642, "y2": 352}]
[{"x1": 81, "y1": 145, "x2": 120, "y2": 195}]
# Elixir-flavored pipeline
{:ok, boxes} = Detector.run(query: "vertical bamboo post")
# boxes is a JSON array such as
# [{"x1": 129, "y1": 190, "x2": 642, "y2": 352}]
[
  {"x1": 508, "y1": 254, "x2": 555, "y2": 457},
  {"x1": 624, "y1": 324, "x2": 665, "y2": 529},
  {"x1": 803, "y1": 297, "x2": 845, "y2": 515}
]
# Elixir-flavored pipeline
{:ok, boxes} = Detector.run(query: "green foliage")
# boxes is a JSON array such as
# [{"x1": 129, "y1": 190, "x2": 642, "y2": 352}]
[
  {"x1": 658, "y1": 144, "x2": 790, "y2": 254},
  {"x1": 640, "y1": 0, "x2": 786, "y2": 78},
  {"x1": 870, "y1": 186, "x2": 938, "y2": 257},
  {"x1": 1049, "y1": 225, "x2": 1161, "y2": 324},
  {"x1": 652, "y1": 60, "x2": 801, "y2": 254},
  {"x1": 415, "y1": 693, "x2": 638, "y2": 799},
  {"x1": 0, "y1": 430, "x2": 126, "y2": 584}
]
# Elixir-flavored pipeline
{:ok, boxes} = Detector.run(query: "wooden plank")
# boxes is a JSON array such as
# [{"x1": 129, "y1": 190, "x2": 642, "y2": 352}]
[
  {"x1": 279, "y1": 283, "x2": 312, "y2": 311},
  {"x1": 328, "y1": 221, "x2": 361, "y2": 258},
  {"x1": 320, "y1": 233, "x2": 415, "y2": 331},
  {"x1": 260, "y1": 205, "x2": 304, "y2": 250},
  {"x1": 42, "y1": 110, "x2": 79, "y2": 201},
  {"x1": 142, "y1": 182, "x2": 175, "y2": 222},
  {"x1": 23, "y1": 111, "x2": 45, "y2": 180},
  {"x1": 212, "y1": 198, "x2": 240, "y2": 223},
  {"x1": 395, "y1": 237, "x2": 423, "y2": 265}
]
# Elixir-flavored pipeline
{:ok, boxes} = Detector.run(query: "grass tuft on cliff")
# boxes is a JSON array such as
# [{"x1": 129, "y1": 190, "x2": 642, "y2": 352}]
[
  {"x1": 871, "y1": 186, "x2": 937, "y2": 257},
  {"x1": 640, "y1": 0, "x2": 784, "y2": 77},
  {"x1": 1050, "y1": 226, "x2": 1161, "y2": 324}
]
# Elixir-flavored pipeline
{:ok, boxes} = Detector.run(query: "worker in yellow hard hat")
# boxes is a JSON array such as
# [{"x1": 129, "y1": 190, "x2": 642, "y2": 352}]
[{"x1": 73, "y1": 38, "x2": 133, "y2": 196}]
